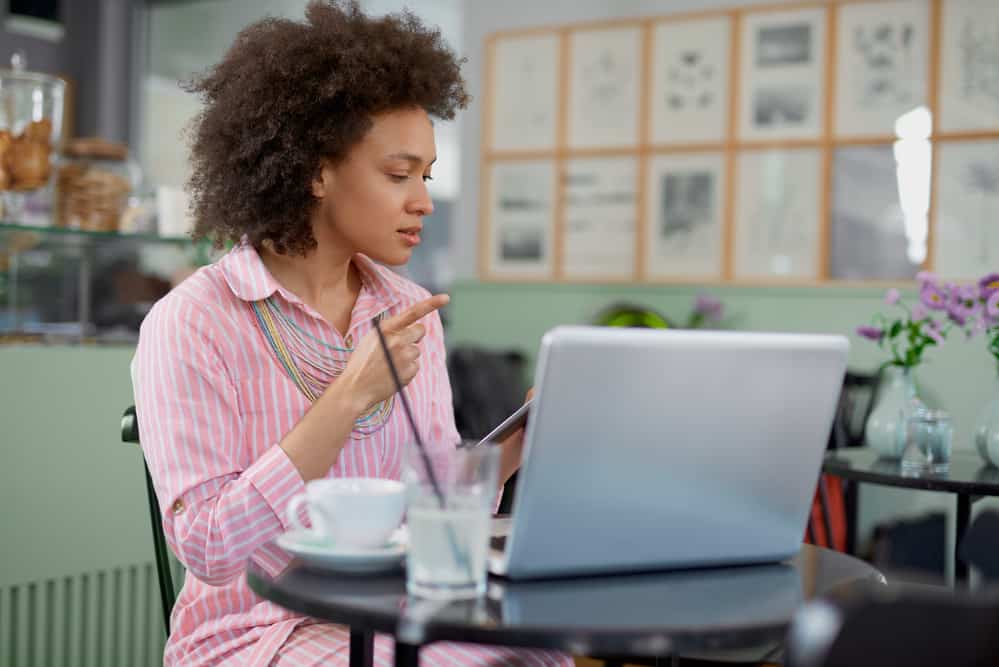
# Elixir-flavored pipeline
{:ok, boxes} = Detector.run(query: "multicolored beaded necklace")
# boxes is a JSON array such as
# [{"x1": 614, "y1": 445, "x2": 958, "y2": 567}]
[{"x1": 251, "y1": 296, "x2": 394, "y2": 439}]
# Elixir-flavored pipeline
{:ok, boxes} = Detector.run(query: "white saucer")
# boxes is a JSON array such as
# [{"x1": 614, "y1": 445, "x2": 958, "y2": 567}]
[{"x1": 276, "y1": 527, "x2": 407, "y2": 574}]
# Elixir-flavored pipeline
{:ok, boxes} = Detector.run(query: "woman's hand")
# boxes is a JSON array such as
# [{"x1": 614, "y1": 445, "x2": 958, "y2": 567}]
[
  {"x1": 498, "y1": 388, "x2": 534, "y2": 486},
  {"x1": 282, "y1": 294, "x2": 449, "y2": 482},
  {"x1": 339, "y1": 294, "x2": 450, "y2": 412}
]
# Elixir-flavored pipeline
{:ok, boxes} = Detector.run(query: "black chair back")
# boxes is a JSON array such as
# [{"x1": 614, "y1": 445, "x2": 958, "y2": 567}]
[
  {"x1": 786, "y1": 585, "x2": 999, "y2": 667},
  {"x1": 959, "y1": 509, "x2": 999, "y2": 585},
  {"x1": 122, "y1": 405, "x2": 176, "y2": 635},
  {"x1": 828, "y1": 370, "x2": 882, "y2": 451},
  {"x1": 809, "y1": 370, "x2": 882, "y2": 554}
]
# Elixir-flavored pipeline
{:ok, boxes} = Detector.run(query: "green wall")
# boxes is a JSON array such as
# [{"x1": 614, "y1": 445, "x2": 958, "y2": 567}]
[
  {"x1": 446, "y1": 280, "x2": 995, "y2": 432},
  {"x1": 1, "y1": 346, "x2": 152, "y2": 586}
]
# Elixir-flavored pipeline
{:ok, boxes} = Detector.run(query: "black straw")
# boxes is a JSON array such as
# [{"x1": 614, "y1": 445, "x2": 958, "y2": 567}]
[
  {"x1": 373, "y1": 318, "x2": 444, "y2": 505},
  {"x1": 372, "y1": 317, "x2": 471, "y2": 578}
]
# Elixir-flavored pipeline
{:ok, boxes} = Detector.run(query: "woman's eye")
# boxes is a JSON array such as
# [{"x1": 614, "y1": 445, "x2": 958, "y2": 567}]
[
  {"x1": 422, "y1": 175, "x2": 434, "y2": 182},
  {"x1": 388, "y1": 174, "x2": 408, "y2": 182}
]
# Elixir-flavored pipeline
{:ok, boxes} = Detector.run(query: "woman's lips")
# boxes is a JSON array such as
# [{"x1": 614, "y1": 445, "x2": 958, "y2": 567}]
[{"x1": 398, "y1": 230, "x2": 421, "y2": 246}]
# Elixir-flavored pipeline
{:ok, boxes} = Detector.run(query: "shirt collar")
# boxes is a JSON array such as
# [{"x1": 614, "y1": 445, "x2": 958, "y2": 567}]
[{"x1": 219, "y1": 242, "x2": 404, "y2": 320}]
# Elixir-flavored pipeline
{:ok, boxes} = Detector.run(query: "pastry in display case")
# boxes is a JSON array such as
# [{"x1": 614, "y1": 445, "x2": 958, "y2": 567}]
[
  {"x1": 0, "y1": 50, "x2": 66, "y2": 224},
  {"x1": 57, "y1": 138, "x2": 139, "y2": 232}
]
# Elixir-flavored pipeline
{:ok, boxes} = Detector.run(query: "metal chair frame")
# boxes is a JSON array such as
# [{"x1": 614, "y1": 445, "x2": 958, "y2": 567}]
[{"x1": 121, "y1": 405, "x2": 176, "y2": 636}]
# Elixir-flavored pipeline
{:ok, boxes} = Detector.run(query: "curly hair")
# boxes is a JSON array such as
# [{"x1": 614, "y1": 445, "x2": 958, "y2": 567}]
[{"x1": 183, "y1": 0, "x2": 469, "y2": 255}]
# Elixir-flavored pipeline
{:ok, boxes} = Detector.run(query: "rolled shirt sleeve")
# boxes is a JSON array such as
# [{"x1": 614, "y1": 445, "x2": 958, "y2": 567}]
[{"x1": 134, "y1": 295, "x2": 305, "y2": 586}]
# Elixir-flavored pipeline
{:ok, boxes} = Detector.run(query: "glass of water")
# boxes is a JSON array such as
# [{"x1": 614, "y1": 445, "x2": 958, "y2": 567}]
[
  {"x1": 901, "y1": 408, "x2": 953, "y2": 475},
  {"x1": 402, "y1": 442, "x2": 500, "y2": 600}
]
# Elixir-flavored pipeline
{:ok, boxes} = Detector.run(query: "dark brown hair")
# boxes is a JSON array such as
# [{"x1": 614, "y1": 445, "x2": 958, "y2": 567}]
[{"x1": 183, "y1": 0, "x2": 469, "y2": 255}]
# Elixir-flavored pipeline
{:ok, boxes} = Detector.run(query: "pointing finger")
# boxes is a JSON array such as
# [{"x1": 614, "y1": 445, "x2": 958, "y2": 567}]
[{"x1": 382, "y1": 294, "x2": 449, "y2": 332}]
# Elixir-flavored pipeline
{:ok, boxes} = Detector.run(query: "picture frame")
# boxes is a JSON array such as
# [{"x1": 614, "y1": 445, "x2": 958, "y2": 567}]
[
  {"x1": 477, "y1": 1, "x2": 999, "y2": 285},
  {"x1": 644, "y1": 152, "x2": 726, "y2": 280},
  {"x1": 738, "y1": 6, "x2": 828, "y2": 141},
  {"x1": 483, "y1": 160, "x2": 557, "y2": 280},
  {"x1": 488, "y1": 32, "x2": 561, "y2": 152},
  {"x1": 567, "y1": 25, "x2": 643, "y2": 149},
  {"x1": 938, "y1": 0, "x2": 999, "y2": 133},
  {"x1": 829, "y1": 145, "x2": 922, "y2": 280},
  {"x1": 733, "y1": 148, "x2": 822, "y2": 280},
  {"x1": 932, "y1": 140, "x2": 999, "y2": 280},
  {"x1": 561, "y1": 156, "x2": 638, "y2": 280},
  {"x1": 833, "y1": 0, "x2": 930, "y2": 138},
  {"x1": 649, "y1": 15, "x2": 732, "y2": 146}
]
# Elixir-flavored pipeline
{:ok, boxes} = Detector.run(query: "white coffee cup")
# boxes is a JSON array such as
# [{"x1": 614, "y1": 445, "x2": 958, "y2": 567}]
[{"x1": 286, "y1": 477, "x2": 405, "y2": 548}]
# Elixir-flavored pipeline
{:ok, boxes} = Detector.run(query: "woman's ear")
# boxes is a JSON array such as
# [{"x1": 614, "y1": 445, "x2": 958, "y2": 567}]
[{"x1": 311, "y1": 161, "x2": 333, "y2": 199}]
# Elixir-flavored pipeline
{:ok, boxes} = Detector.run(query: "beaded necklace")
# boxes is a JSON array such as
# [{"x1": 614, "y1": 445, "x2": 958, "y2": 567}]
[{"x1": 251, "y1": 296, "x2": 394, "y2": 438}]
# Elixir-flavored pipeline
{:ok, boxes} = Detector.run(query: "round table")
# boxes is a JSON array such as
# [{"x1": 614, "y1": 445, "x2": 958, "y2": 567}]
[
  {"x1": 822, "y1": 448, "x2": 999, "y2": 585},
  {"x1": 247, "y1": 543, "x2": 883, "y2": 667}
]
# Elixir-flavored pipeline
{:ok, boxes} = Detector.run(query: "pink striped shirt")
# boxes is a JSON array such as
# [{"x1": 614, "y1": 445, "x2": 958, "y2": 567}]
[{"x1": 133, "y1": 242, "x2": 461, "y2": 665}]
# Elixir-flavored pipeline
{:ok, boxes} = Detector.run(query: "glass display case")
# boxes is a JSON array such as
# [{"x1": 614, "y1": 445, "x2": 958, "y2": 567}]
[{"x1": 0, "y1": 221, "x2": 211, "y2": 344}]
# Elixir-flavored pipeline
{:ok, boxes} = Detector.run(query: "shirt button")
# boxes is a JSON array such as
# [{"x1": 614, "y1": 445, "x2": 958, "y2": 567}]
[
  {"x1": 171, "y1": 499, "x2": 185, "y2": 515},
  {"x1": 345, "y1": 334, "x2": 353, "y2": 348}
]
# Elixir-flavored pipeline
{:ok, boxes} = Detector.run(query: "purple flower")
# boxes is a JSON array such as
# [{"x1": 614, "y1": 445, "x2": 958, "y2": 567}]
[
  {"x1": 988, "y1": 290, "x2": 999, "y2": 319},
  {"x1": 693, "y1": 294, "x2": 724, "y2": 322},
  {"x1": 884, "y1": 288, "x2": 901, "y2": 305},
  {"x1": 857, "y1": 325, "x2": 884, "y2": 341},
  {"x1": 911, "y1": 303, "x2": 928, "y2": 322},
  {"x1": 981, "y1": 273, "x2": 999, "y2": 299},
  {"x1": 947, "y1": 284, "x2": 980, "y2": 326},
  {"x1": 920, "y1": 281, "x2": 949, "y2": 311}
]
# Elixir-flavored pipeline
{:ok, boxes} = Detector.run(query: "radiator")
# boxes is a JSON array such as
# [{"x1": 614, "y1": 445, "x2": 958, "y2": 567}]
[{"x1": 0, "y1": 563, "x2": 166, "y2": 667}]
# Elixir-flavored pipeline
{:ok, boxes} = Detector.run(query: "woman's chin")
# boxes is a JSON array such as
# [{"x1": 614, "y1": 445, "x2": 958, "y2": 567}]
[{"x1": 364, "y1": 246, "x2": 413, "y2": 267}]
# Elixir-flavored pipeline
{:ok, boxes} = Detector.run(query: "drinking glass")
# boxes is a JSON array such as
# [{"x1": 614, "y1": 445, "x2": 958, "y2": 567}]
[
  {"x1": 901, "y1": 408, "x2": 953, "y2": 475},
  {"x1": 402, "y1": 442, "x2": 500, "y2": 600}
]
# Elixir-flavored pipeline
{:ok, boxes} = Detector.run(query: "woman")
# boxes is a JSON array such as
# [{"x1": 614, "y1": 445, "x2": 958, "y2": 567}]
[{"x1": 133, "y1": 2, "x2": 566, "y2": 665}]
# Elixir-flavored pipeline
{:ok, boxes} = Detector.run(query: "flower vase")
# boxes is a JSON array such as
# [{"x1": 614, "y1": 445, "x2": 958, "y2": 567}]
[
  {"x1": 974, "y1": 382, "x2": 999, "y2": 467},
  {"x1": 864, "y1": 367, "x2": 924, "y2": 459}
]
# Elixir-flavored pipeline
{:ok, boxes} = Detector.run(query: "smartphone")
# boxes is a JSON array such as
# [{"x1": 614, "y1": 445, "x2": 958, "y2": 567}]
[{"x1": 476, "y1": 398, "x2": 533, "y2": 447}]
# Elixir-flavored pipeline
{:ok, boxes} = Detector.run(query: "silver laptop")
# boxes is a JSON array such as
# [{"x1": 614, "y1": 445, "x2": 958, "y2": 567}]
[{"x1": 488, "y1": 325, "x2": 849, "y2": 579}]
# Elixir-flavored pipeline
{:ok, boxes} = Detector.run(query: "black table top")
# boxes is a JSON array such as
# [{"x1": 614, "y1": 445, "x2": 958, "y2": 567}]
[
  {"x1": 823, "y1": 449, "x2": 999, "y2": 496},
  {"x1": 246, "y1": 543, "x2": 883, "y2": 659}
]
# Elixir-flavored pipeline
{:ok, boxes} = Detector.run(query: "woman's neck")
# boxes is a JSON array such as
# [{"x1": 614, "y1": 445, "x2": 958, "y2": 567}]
[{"x1": 258, "y1": 228, "x2": 362, "y2": 332}]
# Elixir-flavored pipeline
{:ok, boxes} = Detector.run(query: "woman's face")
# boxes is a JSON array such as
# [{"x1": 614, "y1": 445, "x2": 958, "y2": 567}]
[{"x1": 313, "y1": 106, "x2": 436, "y2": 266}]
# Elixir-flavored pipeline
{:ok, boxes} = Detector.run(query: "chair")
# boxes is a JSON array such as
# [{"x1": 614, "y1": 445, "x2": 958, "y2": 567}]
[
  {"x1": 121, "y1": 405, "x2": 176, "y2": 636},
  {"x1": 448, "y1": 345, "x2": 529, "y2": 514},
  {"x1": 806, "y1": 370, "x2": 881, "y2": 554},
  {"x1": 785, "y1": 583, "x2": 999, "y2": 667},
  {"x1": 959, "y1": 510, "x2": 999, "y2": 585}
]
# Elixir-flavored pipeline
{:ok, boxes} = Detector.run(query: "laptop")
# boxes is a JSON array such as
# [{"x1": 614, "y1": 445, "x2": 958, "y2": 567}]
[{"x1": 488, "y1": 325, "x2": 849, "y2": 579}]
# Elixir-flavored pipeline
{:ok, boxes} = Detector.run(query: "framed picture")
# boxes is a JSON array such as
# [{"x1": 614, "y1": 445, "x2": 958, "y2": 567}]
[
  {"x1": 644, "y1": 152, "x2": 726, "y2": 279},
  {"x1": 933, "y1": 140, "x2": 999, "y2": 279},
  {"x1": 489, "y1": 33, "x2": 560, "y2": 152},
  {"x1": 649, "y1": 16, "x2": 731, "y2": 145},
  {"x1": 567, "y1": 26, "x2": 643, "y2": 149},
  {"x1": 483, "y1": 160, "x2": 556, "y2": 279},
  {"x1": 829, "y1": 145, "x2": 922, "y2": 280},
  {"x1": 738, "y1": 7, "x2": 828, "y2": 141},
  {"x1": 833, "y1": 0, "x2": 930, "y2": 138},
  {"x1": 562, "y1": 156, "x2": 638, "y2": 280},
  {"x1": 939, "y1": 0, "x2": 999, "y2": 133},
  {"x1": 733, "y1": 148, "x2": 822, "y2": 279}
]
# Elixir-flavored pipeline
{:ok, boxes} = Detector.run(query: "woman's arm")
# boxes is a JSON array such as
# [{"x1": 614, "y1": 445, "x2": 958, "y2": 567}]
[
  {"x1": 135, "y1": 292, "x2": 448, "y2": 585},
  {"x1": 134, "y1": 298, "x2": 316, "y2": 585}
]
